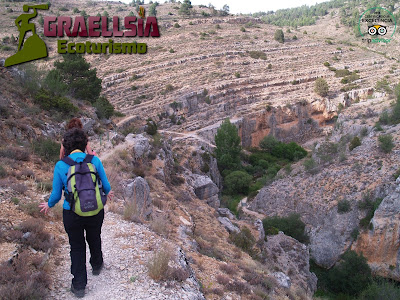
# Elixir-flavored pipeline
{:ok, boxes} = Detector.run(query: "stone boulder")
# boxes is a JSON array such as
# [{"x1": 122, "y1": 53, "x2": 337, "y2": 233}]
[
  {"x1": 124, "y1": 176, "x2": 152, "y2": 219},
  {"x1": 188, "y1": 174, "x2": 220, "y2": 208},
  {"x1": 272, "y1": 272, "x2": 291, "y2": 289},
  {"x1": 218, "y1": 217, "x2": 239, "y2": 233},
  {"x1": 261, "y1": 233, "x2": 317, "y2": 297},
  {"x1": 217, "y1": 208, "x2": 236, "y2": 220},
  {"x1": 131, "y1": 134, "x2": 151, "y2": 159}
]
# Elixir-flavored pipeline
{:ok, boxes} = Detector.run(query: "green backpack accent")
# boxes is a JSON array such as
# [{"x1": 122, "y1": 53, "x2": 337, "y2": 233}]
[{"x1": 62, "y1": 155, "x2": 106, "y2": 217}]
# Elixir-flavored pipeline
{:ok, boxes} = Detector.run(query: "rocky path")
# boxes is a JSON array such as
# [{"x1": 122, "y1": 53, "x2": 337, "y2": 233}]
[
  {"x1": 238, "y1": 197, "x2": 266, "y2": 220},
  {"x1": 48, "y1": 212, "x2": 201, "y2": 300},
  {"x1": 158, "y1": 130, "x2": 216, "y2": 148}
]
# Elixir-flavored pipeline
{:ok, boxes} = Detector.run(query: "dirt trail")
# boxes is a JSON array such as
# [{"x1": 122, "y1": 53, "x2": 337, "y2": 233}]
[
  {"x1": 158, "y1": 130, "x2": 216, "y2": 148},
  {"x1": 48, "y1": 213, "x2": 195, "y2": 300},
  {"x1": 238, "y1": 197, "x2": 266, "y2": 220}
]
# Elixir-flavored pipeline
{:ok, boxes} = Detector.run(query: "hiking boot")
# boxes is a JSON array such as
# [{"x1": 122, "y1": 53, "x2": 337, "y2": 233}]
[
  {"x1": 71, "y1": 284, "x2": 85, "y2": 298},
  {"x1": 92, "y1": 263, "x2": 104, "y2": 276}
]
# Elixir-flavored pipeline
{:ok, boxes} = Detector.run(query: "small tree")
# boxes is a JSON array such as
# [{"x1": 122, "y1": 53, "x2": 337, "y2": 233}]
[
  {"x1": 224, "y1": 170, "x2": 252, "y2": 195},
  {"x1": 220, "y1": 4, "x2": 229, "y2": 16},
  {"x1": 274, "y1": 29, "x2": 284, "y2": 43},
  {"x1": 314, "y1": 78, "x2": 329, "y2": 97},
  {"x1": 51, "y1": 54, "x2": 102, "y2": 103},
  {"x1": 146, "y1": 118, "x2": 158, "y2": 135},
  {"x1": 215, "y1": 118, "x2": 241, "y2": 171},
  {"x1": 259, "y1": 135, "x2": 279, "y2": 152},
  {"x1": 378, "y1": 134, "x2": 394, "y2": 153},
  {"x1": 349, "y1": 136, "x2": 361, "y2": 151},
  {"x1": 179, "y1": 0, "x2": 192, "y2": 15},
  {"x1": 94, "y1": 96, "x2": 114, "y2": 119},
  {"x1": 328, "y1": 251, "x2": 372, "y2": 296},
  {"x1": 149, "y1": 2, "x2": 158, "y2": 16}
]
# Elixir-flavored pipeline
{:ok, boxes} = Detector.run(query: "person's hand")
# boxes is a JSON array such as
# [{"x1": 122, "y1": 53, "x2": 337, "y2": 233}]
[
  {"x1": 39, "y1": 202, "x2": 50, "y2": 215},
  {"x1": 107, "y1": 191, "x2": 114, "y2": 202}
]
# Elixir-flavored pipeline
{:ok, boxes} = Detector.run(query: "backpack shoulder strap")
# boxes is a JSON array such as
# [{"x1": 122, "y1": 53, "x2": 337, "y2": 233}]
[
  {"x1": 83, "y1": 154, "x2": 94, "y2": 164},
  {"x1": 62, "y1": 156, "x2": 77, "y2": 166}
]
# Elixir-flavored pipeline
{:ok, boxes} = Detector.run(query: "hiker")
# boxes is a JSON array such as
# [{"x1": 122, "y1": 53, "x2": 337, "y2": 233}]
[
  {"x1": 39, "y1": 128, "x2": 113, "y2": 298},
  {"x1": 60, "y1": 118, "x2": 96, "y2": 159}
]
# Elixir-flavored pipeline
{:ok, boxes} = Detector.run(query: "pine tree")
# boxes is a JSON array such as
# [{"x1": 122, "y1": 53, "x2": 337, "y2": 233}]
[
  {"x1": 274, "y1": 29, "x2": 284, "y2": 43},
  {"x1": 179, "y1": 0, "x2": 192, "y2": 16},
  {"x1": 215, "y1": 118, "x2": 241, "y2": 172},
  {"x1": 314, "y1": 78, "x2": 329, "y2": 97},
  {"x1": 149, "y1": 2, "x2": 158, "y2": 16},
  {"x1": 51, "y1": 54, "x2": 102, "y2": 103}
]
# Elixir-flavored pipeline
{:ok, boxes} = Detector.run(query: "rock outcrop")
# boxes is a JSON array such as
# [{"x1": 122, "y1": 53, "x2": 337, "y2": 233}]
[
  {"x1": 261, "y1": 233, "x2": 317, "y2": 297},
  {"x1": 124, "y1": 176, "x2": 152, "y2": 219},
  {"x1": 188, "y1": 174, "x2": 220, "y2": 208},
  {"x1": 353, "y1": 178, "x2": 400, "y2": 280}
]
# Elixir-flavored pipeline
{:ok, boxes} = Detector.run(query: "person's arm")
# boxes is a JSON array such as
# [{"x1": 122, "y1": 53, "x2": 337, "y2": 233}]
[
  {"x1": 39, "y1": 163, "x2": 64, "y2": 214},
  {"x1": 93, "y1": 157, "x2": 111, "y2": 194}
]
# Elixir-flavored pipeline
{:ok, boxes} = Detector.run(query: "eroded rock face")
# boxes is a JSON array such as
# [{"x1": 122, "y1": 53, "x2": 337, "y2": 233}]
[
  {"x1": 124, "y1": 176, "x2": 152, "y2": 219},
  {"x1": 261, "y1": 233, "x2": 317, "y2": 297},
  {"x1": 353, "y1": 180, "x2": 400, "y2": 280}
]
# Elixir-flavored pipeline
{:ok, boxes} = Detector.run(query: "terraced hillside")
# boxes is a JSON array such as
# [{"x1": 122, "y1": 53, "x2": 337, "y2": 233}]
[{"x1": 1, "y1": 0, "x2": 399, "y2": 147}]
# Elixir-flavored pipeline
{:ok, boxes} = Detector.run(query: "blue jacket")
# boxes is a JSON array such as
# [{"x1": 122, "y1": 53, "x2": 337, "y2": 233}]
[{"x1": 48, "y1": 152, "x2": 111, "y2": 210}]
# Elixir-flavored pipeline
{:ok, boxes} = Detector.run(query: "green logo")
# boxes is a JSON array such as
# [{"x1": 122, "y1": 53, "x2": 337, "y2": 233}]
[
  {"x1": 358, "y1": 7, "x2": 396, "y2": 44},
  {"x1": 4, "y1": 4, "x2": 49, "y2": 67}
]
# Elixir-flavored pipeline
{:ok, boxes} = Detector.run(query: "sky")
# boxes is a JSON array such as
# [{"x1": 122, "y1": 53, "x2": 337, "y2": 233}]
[{"x1": 122, "y1": 0, "x2": 330, "y2": 15}]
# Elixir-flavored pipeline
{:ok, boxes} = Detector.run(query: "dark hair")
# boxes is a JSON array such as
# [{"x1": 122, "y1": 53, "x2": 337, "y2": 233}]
[
  {"x1": 66, "y1": 118, "x2": 83, "y2": 130},
  {"x1": 62, "y1": 128, "x2": 88, "y2": 155}
]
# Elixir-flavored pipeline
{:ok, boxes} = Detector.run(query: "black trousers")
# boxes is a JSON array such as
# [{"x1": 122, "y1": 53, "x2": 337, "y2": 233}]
[{"x1": 63, "y1": 209, "x2": 104, "y2": 290}]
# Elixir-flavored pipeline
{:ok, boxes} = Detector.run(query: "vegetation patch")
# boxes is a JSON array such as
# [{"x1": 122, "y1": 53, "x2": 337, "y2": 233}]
[{"x1": 262, "y1": 214, "x2": 309, "y2": 244}]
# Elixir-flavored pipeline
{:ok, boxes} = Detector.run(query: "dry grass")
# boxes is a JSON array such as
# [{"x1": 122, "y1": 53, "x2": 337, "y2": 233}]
[
  {"x1": 150, "y1": 214, "x2": 170, "y2": 237},
  {"x1": 0, "y1": 250, "x2": 50, "y2": 300},
  {"x1": 123, "y1": 201, "x2": 142, "y2": 223},
  {"x1": 219, "y1": 263, "x2": 238, "y2": 275},
  {"x1": 147, "y1": 245, "x2": 172, "y2": 281},
  {"x1": 20, "y1": 218, "x2": 56, "y2": 252}
]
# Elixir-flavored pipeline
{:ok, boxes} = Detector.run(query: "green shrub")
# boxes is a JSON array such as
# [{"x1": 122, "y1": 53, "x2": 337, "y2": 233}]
[
  {"x1": 229, "y1": 226, "x2": 256, "y2": 254},
  {"x1": 248, "y1": 51, "x2": 267, "y2": 60},
  {"x1": 328, "y1": 251, "x2": 372, "y2": 296},
  {"x1": 174, "y1": 23, "x2": 180, "y2": 28},
  {"x1": 375, "y1": 78, "x2": 391, "y2": 94},
  {"x1": 34, "y1": 89, "x2": 78, "y2": 114},
  {"x1": 349, "y1": 136, "x2": 361, "y2": 151},
  {"x1": 378, "y1": 134, "x2": 394, "y2": 153},
  {"x1": 304, "y1": 158, "x2": 318, "y2": 174},
  {"x1": 32, "y1": 138, "x2": 60, "y2": 163},
  {"x1": 274, "y1": 29, "x2": 284, "y2": 43},
  {"x1": 0, "y1": 165, "x2": 6, "y2": 178},
  {"x1": 335, "y1": 69, "x2": 351, "y2": 77},
  {"x1": 234, "y1": 72, "x2": 240, "y2": 78},
  {"x1": 337, "y1": 199, "x2": 351, "y2": 213},
  {"x1": 259, "y1": 136, "x2": 307, "y2": 161},
  {"x1": 224, "y1": 171, "x2": 252, "y2": 195},
  {"x1": 94, "y1": 96, "x2": 114, "y2": 119},
  {"x1": 323, "y1": 61, "x2": 330, "y2": 67},
  {"x1": 359, "y1": 279, "x2": 400, "y2": 300},
  {"x1": 262, "y1": 213, "x2": 309, "y2": 244},
  {"x1": 314, "y1": 78, "x2": 329, "y2": 97},
  {"x1": 358, "y1": 193, "x2": 382, "y2": 229},
  {"x1": 146, "y1": 119, "x2": 158, "y2": 135}
]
